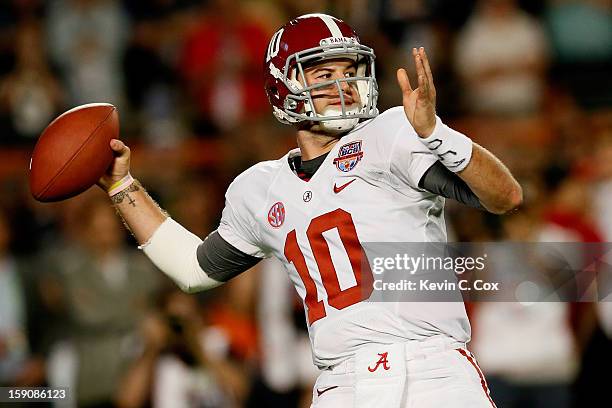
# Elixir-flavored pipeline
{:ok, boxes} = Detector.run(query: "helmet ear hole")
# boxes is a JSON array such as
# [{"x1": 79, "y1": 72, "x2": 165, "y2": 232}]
[
  {"x1": 284, "y1": 99, "x2": 298, "y2": 110},
  {"x1": 270, "y1": 86, "x2": 280, "y2": 99}
]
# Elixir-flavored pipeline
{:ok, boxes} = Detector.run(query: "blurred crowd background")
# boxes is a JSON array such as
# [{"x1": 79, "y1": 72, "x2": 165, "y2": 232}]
[{"x1": 0, "y1": 0, "x2": 611, "y2": 407}]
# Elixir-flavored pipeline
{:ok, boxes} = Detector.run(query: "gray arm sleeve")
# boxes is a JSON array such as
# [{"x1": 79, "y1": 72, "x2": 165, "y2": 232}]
[
  {"x1": 196, "y1": 230, "x2": 263, "y2": 282},
  {"x1": 419, "y1": 161, "x2": 485, "y2": 210}
]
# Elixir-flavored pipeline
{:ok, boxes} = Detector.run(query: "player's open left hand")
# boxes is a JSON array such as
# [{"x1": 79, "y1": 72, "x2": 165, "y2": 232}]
[{"x1": 396, "y1": 47, "x2": 437, "y2": 138}]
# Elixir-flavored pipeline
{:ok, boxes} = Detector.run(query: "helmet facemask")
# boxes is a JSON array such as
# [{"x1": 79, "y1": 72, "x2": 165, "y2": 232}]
[{"x1": 277, "y1": 42, "x2": 379, "y2": 133}]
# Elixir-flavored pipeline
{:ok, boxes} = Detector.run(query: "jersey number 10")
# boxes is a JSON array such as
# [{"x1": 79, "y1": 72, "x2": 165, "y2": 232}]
[{"x1": 284, "y1": 209, "x2": 374, "y2": 325}]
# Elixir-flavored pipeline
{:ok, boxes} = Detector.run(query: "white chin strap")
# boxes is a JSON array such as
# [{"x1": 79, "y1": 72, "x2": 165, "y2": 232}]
[{"x1": 318, "y1": 106, "x2": 360, "y2": 134}]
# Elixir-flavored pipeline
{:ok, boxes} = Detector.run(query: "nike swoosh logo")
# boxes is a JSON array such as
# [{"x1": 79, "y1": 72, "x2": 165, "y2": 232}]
[
  {"x1": 333, "y1": 179, "x2": 356, "y2": 194},
  {"x1": 316, "y1": 386, "x2": 339, "y2": 397}
]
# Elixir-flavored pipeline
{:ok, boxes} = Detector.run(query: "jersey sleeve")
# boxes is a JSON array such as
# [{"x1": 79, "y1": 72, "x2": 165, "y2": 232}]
[
  {"x1": 217, "y1": 174, "x2": 269, "y2": 259},
  {"x1": 376, "y1": 107, "x2": 438, "y2": 190}
]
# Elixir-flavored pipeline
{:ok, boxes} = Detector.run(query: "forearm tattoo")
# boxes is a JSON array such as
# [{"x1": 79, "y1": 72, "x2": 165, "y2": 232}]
[
  {"x1": 110, "y1": 181, "x2": 140, "y2": 206},
  {"x1": 110, "y1": 179, "x2": 169, "y2": 238}
]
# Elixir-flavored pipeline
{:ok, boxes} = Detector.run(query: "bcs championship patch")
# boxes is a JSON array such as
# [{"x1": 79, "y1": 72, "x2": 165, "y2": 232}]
[{"x1": 333, "y1": 140, "x2": 363, "y2": 172}]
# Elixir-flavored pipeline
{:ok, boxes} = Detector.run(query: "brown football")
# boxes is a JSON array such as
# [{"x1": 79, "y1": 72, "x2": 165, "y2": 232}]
[{"x1": 29, "y1": 103, "x2": 119, "y2": 202}]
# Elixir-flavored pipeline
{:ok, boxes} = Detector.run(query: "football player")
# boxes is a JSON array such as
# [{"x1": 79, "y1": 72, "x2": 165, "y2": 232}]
[{"x1": 99, "y1": 14, "x2": 521, "y2": 408}]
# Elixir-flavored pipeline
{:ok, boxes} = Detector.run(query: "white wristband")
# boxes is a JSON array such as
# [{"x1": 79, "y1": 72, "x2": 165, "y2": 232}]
[{"x1": 419, "y1": 117, "x2": 473, "y2": 173}]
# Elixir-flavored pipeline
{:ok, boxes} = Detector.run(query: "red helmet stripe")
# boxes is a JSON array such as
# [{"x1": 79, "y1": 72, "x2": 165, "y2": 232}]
[{"x1": 299, "y1": 13, "x2": 343, "y2": 38}]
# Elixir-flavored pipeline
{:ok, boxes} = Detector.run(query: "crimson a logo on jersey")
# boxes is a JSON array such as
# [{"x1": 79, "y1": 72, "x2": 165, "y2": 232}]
[
  {"x1": 267, "y1": 202, "x2": 285, "y2": 228},
  {"x1": 333, "y1": 140, "x2": 363, "y2": 172}
]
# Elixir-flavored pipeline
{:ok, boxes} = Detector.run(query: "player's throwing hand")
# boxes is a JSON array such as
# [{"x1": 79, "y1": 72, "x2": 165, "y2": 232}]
[
  {"x1": 396, "y1": 47, "x2": 437, "y2": 138},
  {"x1": 97, "y1": 139, "x2": 131, "y2": 191}
]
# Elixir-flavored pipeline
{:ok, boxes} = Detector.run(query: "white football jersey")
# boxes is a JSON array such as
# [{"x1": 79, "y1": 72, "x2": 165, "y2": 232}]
[{"x1": 217, "y1": 107, "x2": 470, "y2": 369}]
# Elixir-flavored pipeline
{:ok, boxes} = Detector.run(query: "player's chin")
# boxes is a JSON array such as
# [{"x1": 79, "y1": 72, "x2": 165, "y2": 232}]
[{"x1": 299, "y1": 120, "x2": 346, "y2": 137}]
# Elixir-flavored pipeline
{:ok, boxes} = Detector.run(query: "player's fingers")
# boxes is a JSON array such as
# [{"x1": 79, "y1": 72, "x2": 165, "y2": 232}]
[
  {"x1": 110, "y1": 139, "x2": 123, "y2": 151},
  {"x1": 415, "y1": 53, "x2": 431, "y2": 99},
  {"x1": 417, "y1": 73, "x2": 428, "y2": 101},
  {"x1": 415, "y1": 51, "x2": 434, "y2": 102},
  {"x1": 414, "y1": 48, "x2": 426, "y2": 80},
  {"x1": 420, "y1": 51, "x2": 436, "y2": 102},
  {"x1": 419, "y1": 48, "x2": 434, "y2": 89},
  {"x1": 396, "y1": 68, "x2": 413, "y2": 94},
  {"x1": 110, "y1": 139, "x2": 130, "y2": 156}
]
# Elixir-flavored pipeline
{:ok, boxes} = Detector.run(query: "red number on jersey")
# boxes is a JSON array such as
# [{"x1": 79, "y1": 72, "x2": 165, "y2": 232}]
[
  {"x1": 284, "y1": 229, "x2": 326, "y2": 324},
  {"x1": 284, "y1": 209, "x2": 373, "y2": 325}
]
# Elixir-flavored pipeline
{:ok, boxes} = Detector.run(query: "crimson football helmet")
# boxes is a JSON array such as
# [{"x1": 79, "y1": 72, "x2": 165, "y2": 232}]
[{"x1": 263, "y1": 14, "x2": 378, "y2": 133}]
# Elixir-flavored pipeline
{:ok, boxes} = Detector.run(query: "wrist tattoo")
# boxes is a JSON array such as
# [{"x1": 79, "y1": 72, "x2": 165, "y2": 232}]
[
  {"x1": 110, "y1": 179, "x2": 169, "y2": 239},
  {"x1": 110, "y1": 181, "x2": 140, "y2": 206}
]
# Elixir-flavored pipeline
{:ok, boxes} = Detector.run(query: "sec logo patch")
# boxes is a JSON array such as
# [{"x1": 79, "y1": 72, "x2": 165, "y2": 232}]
[{"x1": 268, "y1": 202, "x2": 285, "y2": 228}]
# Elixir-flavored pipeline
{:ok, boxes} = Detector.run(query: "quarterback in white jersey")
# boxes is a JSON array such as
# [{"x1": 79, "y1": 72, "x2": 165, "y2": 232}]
[
  {"x1": 99, "y1": 13, "x2": 521, "y2": 408},
  {"x1": 218, "y1": 106, "x2": 470, "y2": 369}
]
